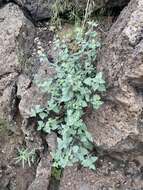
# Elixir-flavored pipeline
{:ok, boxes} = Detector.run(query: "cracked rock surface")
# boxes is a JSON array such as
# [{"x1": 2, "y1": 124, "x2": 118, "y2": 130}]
[{"x1": 86, "y1": 0, "x2": 143, "y2": 153}]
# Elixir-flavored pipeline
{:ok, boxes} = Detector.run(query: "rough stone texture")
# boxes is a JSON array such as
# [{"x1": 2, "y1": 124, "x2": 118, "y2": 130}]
[
  {"x1": 14, "y1": 0, "x2": 55, "y2": 20},
  {"x1": 17, "y1": 61, "x2": 55, "y2": 119},
  {"x1": 0, "y1": 127, "x2": 26, "y2": 190},
  {"x1": 17, "y1": 23, "x2": 55, "y2": 119},
  {"x1": 28, "y1": 153, "x2": 52, "y2": 190},
  {"x1": 18, "y1": 83, "x2": 47, "y2": 119},
  {"x1": 16, "y1": 167, "x2": 35, "y2": 190},
  {"x1": 0, "y1": 3, "x2": 35, "y2": 121},
  {"x1": 46, "y1": 132, "x2": 57, "y2": 152},
  {"x1": 85, "y1": 0, "x2": 143, "y2": 153},
  {"x1": 0, "y1": 4, "x2": 41, "y2": 190},
  {"x1": 60, "y1": 156, "x2": 143, "y2": 190}
]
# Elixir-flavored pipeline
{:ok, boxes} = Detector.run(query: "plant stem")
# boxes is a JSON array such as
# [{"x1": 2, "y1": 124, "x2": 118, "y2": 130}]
[{"x1": 82, "y1": 0, "x2": 91, "y2": 30}]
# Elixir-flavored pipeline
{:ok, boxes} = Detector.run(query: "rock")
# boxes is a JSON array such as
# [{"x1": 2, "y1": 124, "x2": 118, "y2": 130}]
[
  {"x1": 17, "y1": 25, "x2": 56, "y2": 119},
  {"x1": 13, "y1": 0, "x2": 130, "y2": 21},
  {"x1": 0, "y1": 3, "x2": 35, "y2": 75},
  {"x1": 17, "y1": 74, "x2": 31, "y2": 98},
  {"x1": 0, "y1": 3, "x2": 35, "y2": 121},
  {"x1": 0, "y1": 130, "x2": 24, "y2": 190},
  {"x1": 14, "y1": 0, "x2": 55, "y2": 21},
  {"x1": 46, "y1": 132, "x2": 57, "y2": 152},
  {"x1": 19, "y1": 84, "x2": 47, "y2": 119},
  {"x1": 0, "y1": 84, "x2": 17, "y2": 121},
  {"x1": 28, "y1": 153, "x2": 52, "y2": 190},
  {"x1": 16, "y1": 167, "x2": 35, "y2": 190},
  {"x1": 17, "y1": 61, "x2": 55, "y2": 119},
  {"x1": 86, "y1": 0, "x2": 143, "y2": 153},
  {"x1": 60, "y1": 156, "x2": 143, "y2": 190}
]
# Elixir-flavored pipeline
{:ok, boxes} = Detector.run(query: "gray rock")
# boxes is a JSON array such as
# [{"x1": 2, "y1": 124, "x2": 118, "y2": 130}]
[
  {"x1": 46, "y1": 132, "x2": 57, "y2": 152},
  {"x1": 0, "y1": 85, "x2": 17, "y2": 121},
  {"x1": 86, "y1": 0, "x2": 143, "y2": 153},
  {"x1": 14, "y1": 0, "x2": 55, "y2": 21},
  {"x1": 17, "y1": 74, "x2": 31, "y2": 98},
  {"x1": 17, "y1": 61, "x2": 55, "y2": 119},
  {"x1": 60, "y1": 157, "x2": 143, "y2": 190},
  {"x1": 16, "y1": 167, "x2": 35, "y2": 190},
  {"x1": 19, "y1": 84, "x2": 47, "y2": 119},
  {"x1": 28, "y1": 153, "x2": 52, "y2": 190},
  {"x1": 0, "y1": 3, "x2": 35, "y2": 121}
]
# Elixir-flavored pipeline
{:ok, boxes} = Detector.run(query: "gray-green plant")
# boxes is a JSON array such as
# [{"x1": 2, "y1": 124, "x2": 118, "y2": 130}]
[
  {"x1": 15, "y1": 148, "x2": 36, "y2": 168},
  {"x1": 31, "y1": 21, "x2": 105, "y2": 170}
]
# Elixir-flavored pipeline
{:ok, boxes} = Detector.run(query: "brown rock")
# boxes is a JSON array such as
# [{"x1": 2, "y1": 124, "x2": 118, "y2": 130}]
[
  {"x1": 60, "y1": 157, "x2": 143, "y2": 190},
  {"x1": 14, "y1": 0, "x2": 55, "y2": 21},
  {"x1": 28, "y1": 154, "x2": 52, "y2": 190},
  {"x1": 0, "y1": 3, "x2": 35, "y2": 76},
  {"x1": 0, "y1": 3, "x2": 35, "y2": 121},
  {"x1": 19, "y1": 85, "x2": 47, "y2": 119},
  {"x1": 0, "y1": 85, "x2": 17, "y2": 121},
  {"x1": 87, "y1": 0, "x2": 143, "y2": 152},
  {"x1": 16, "y1": 167, "x2": 35, "y2": 190}
]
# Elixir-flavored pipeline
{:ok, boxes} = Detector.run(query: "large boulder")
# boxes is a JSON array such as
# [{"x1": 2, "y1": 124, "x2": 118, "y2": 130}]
[
  {"x1": 14, "y1": 0, "x2": 55, "y2": 20},
  {"x1": 86, "y1": 0, "x2": 143, "y2": 153},
  {"x1": 0, "y1": 3, "x2": 35, "y2": 122}
]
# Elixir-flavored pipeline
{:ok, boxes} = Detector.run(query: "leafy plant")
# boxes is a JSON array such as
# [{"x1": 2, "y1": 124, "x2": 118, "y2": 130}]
[
  {"x1": 15, "y1": 148, "x2": 36, "y2": 168},
  {"x1": 32, "y1": 21, "x2": 105, "y2": 170}
]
